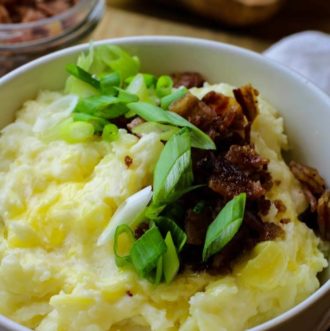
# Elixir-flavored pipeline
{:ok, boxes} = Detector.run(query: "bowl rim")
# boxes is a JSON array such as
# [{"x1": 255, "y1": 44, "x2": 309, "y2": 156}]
[{"x1": 0, "y1": 35, "x2": 329, "y2": 331}]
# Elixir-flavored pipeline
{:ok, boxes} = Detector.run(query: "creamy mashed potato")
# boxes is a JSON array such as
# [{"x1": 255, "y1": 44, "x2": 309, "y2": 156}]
[{"x1": 0, "y1": 85, "x2": 327, "y2": 331}]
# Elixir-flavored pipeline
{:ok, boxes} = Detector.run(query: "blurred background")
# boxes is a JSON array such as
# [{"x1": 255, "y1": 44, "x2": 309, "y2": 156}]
[
  {"x1": 102, "y1": 0, "x2": 330, "y2": 52},
  {"x1": 1, "y1": 0, "x2": 330, "y2": 75}
]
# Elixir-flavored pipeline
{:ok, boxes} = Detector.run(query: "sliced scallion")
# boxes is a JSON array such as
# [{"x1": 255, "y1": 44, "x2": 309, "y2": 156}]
[
  {"x1": 97, "y1": 186, "x2": 153, "y2": 246},
  {"x1": 132, "y1": 122, "x2": 180, "y2": 141},
  {"x1": 100, "y1": 72, "x2": 121, "y2": 95},
  {"x1": 202, "y1": 193, "x2": 247, "y2": 262},
  {"x1": 156, "y1": 75, "x2": 173, "y2": 98},
  {"x1": 102, "y1": 124, "x2": 119, "y2": 142},
  {"x1": 155, "y1": 217, "x2": 187, "y2": 252},
  {"x1": 66, "y1": 64, "x2": 100, "y2": 90},
  {"x1": 72, "y1": 113, "x2": 108, "y2": 133},
  {"x1": 130, "y1": 226, "x2": 167, "y2": 278},
  {"x1": 160, "y1": 87, "x2": 187, "y2": 110},
  {"x1": 163, "y1": 232, "x2": 180, "y2": 284},
  {"x1": 127, "y1": 102, "x2": 216, "y2": 150},
  {"x1": 60, "y1": 120, "x2": 94, "y2": 143},
  {"x1": 114, "y1": 224, "x2": 135, "y2": 267}
]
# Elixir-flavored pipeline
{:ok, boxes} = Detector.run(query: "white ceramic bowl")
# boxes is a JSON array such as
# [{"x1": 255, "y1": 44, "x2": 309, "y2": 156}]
[{"x1": 0, "y1": 36, "x2": 329, "y2": 331}]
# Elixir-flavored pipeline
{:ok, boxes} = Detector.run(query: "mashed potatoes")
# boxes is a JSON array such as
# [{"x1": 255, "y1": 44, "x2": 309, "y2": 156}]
[{"x1": 0, "y1": 84, "x2": 327, "y2": 331}]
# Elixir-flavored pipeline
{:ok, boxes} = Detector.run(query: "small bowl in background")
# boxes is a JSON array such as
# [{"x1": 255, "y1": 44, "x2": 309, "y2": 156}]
[{"x1": 0, "y1": 0, "x2": 105, "y2": 76}]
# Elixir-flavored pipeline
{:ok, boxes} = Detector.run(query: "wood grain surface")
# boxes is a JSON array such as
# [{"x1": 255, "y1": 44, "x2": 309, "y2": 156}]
[{"x1": 93, "y1": 0, "x2": 330, "y2": 53}]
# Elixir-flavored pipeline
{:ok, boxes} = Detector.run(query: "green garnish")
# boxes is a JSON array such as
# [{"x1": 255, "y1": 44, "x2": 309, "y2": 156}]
[
  {"x1": 202, "y1": 193, "x2": 247, "y2": 262},
  {"x1": 155, "y1": 217, "x2": 187, "y2": 252},
  {"x1": 156, "y1": 75, "x2": 173, "y2": 98},
  {"x1": 100, "y1": 72, "x2": 121, "y2": 95},
  {"x1": 130, "y1": 226, "x2": 167, "y2": 278},
  {"x1": 66, "y1": 64, "x2": 100, "y2": 90},
  {"x1": 127, "y1": 102, "x2": 216, "y2": 150},
  {"x1": 132, "y1": 122, "x2": 180, "y2": 141},
  {"x1": 163, "y1": 232, "x2": 180, "y2": 283},
  {"x1": 60, "y1": 120, "x2": 94, "y2": 143},
  {"x1": 160, "y1": 87, "x2": 188, "y2": 109},
  {"x1": 152, "y1": 127, "x2": 193, "y2": 205},
  {"x1": 72, "y1": 113, "x2": 108, "y2": 133},
  {"x1": 102, "y1": 123, "x2": 119, "y2": 142},
  {"x1": 114, "y1": 224, "x2": 135, "y2": 267}
]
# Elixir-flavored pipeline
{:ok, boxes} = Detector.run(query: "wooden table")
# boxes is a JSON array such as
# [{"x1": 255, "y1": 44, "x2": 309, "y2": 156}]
[{"x1": 92, "y1": 0, "x2": 330, "y2": 53}]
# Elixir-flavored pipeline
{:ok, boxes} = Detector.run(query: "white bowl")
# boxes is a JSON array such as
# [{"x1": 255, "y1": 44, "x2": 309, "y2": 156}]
[{"x1": 0, "y1": 36, "x2": 329, "y2": 331}]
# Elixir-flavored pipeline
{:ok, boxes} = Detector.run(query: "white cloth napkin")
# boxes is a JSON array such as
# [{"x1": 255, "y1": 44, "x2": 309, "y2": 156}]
[{"x1": 263, "y1": 31, "x2": 330, "y2": 95}]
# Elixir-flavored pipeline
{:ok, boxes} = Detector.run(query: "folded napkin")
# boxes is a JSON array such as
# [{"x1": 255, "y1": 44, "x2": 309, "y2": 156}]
[{"x1": 263, "y1": 31, "x2": 330, "y2": 95}]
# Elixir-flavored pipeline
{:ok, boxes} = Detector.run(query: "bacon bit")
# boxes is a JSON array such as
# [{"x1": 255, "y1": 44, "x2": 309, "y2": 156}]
[
  {"x1": 124, "y1": 156, "x2": 133, "y2": 168},
  {"x1": 171, "y1": 72, "x2": 205, "y2": 88},
  {"x1": 225, "y1": 144, "x2": 268, "y2": 173},
  {"x1": 127, "y1": 117, "x2": 145, "y2": 132},
  {"x1": 126, "y1": 290, "x2": 133, "y2": 297},
  {"x1": 274, "y1": 200, "x2": 287, "y2": 213},
  {"x1": 233, "y1": 85, "x2": 259, "y2": 123},
  {"x1": 208, "y1": 158, "x2": 266, "y2": 200},
  {"x1": 258, "y1": 197, "x2": 271, "y2": 216},
  {"x1": 280, "y1": 218, "x2": 291, "y2": 224},
  {"x1": 290, "y1": 161, "x2": 325, "y2": 197},
  {"x1": 317, "y1": 191, "x2": 330, "y2": 240}
]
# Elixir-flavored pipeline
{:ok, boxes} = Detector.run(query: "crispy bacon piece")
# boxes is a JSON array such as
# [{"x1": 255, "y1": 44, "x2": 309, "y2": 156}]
[
  {"x1": 233, "y1": 85, "x2": 259, "y2": 123},
  {"x1": 290, "y1": 161, "x2": 325, "y2": 196},
  {"x1": 171, "y1": 72, "x2": 205, "y2": 89},
  {"x1": 127, "y1": 117, "x2": 145, "y2": 132},
  {"x1": 317, "y1": 191, "x2": 330, "y2": 240},
  {"x1": 209, "y1": 158, "x2": 266, "y2": 200},
  {"x1": 225, "y1": 144, "x2": 268, "y2": 173}
]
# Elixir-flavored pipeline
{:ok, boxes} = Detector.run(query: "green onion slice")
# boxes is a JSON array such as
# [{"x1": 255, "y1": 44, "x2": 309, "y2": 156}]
[
  {"x1": 152, "y1": 128, "x2": 192, "y2": 205},
  {"x1": 74, "y1": 95, "x2": 119, "y2": 114},
  {"x1": 100, "y1": 72, "x2": 121, "y2": 95},
  {"x1": 127, "y1": 102, "x2": 215, "y2": 150},
  {"x1": 132, "y1": 122, "x2": 180, "y2": 141},
  {"x1": 163, "y1": 232, "x2": 180, "y2": 284},
  {"x1": 202, "y1": 193, "x2": 247, "y2": 262},
  {"x1": 66, "y1": 64, "x2": 100, "y2": 89},
  {"x1": 97, "y1": 186, "x2": 153, "y2": 246},
  {"x1": 130, "y1": 226, "x2": 167, "y2": 278},
  {"x1": 114, "y1": 224, "x2": 135, "y2": 267},
  {"x1": 72, "y1": 113, "x2": 108, "y2": 133},
  {"x1": 156, "y1": 75, "x2": 173, "y2": 98},
  {"x1": 60, "y1": 120, "x2": 94, "y2": 143},
  {"x1": 160, "y1": 87, "x2": 187, "y2": 109},
  {"x1": 102, "y1": 124, "x2": 119, "y2": 142},
  {"x1": 155, "y1": 217, "x2": 187, "y2": 252}
]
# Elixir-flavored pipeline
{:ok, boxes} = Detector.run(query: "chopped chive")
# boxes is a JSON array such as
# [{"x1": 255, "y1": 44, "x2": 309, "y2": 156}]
[
  {"x1": 130, "y1": 226, "x2": 167, "y2": 278},
  {"x1": 66, "y1": 64, "x2": 100, "y2": 89},
  {"x1": 202, "y1": 193, "x2": 246, "y2": 262},
  {"x1": 72, "y1": 113, "x2": 108, "y2": 133},
  {"x1": 60, "y1": 120, "x2": 94, "y2": 143},
  {"x1": 160, "y1": 87, "x2": 188, "y2": 110},
  {"x1": 116, "y1": 88, "x2": 139, "y2": 104},
  {"x1": 100, "y1": 72, "x2": 121, "y2": 95},
  {"x1": 156, "y1": 75, "x2": 173, "y2": 98},
  {"x1": 163, "y1": 232, "x2": 180, "y2": 284},
  {"x1": 114, "y1": 224, "x2": 135, "y2": 267},
  {"x1": 132, "y1": 122, "x2": 180, "y2": 141},
  {"x1": 102, "y1": 123, "x2": 119, "y2": 142}
]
